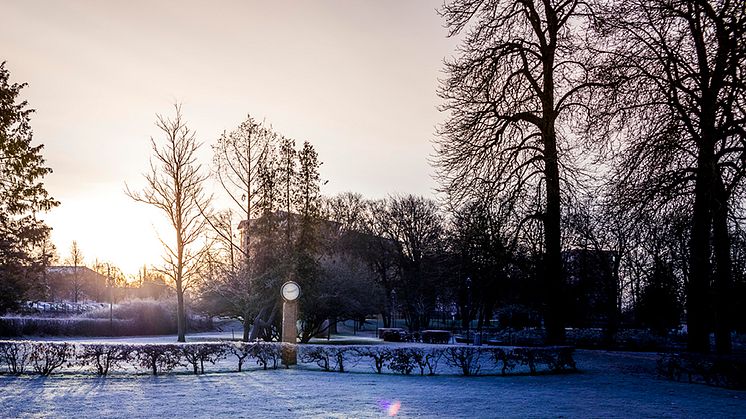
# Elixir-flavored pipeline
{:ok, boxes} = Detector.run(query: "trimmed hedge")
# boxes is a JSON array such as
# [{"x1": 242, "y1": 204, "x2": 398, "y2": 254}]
[
  {"x1": 299, "y1": 344, "x2": 576, "y2": 376},
  {"x1": 657, "y1": 352, "x2": 746, "y2": 389},
  {"x1": 0, "y1": 340, "x2": 576, "y2": 377}
]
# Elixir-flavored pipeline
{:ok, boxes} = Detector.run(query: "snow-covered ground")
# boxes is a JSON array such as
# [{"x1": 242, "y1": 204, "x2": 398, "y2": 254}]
[{"x1": 1, "y1": 345, "x2": 744, "y2": 418}]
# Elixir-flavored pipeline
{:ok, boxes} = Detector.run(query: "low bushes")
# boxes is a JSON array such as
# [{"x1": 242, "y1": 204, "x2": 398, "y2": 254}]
[
  {"x1": 443, "y1": 347, "x2": 482, "y2": 376},
  {"x1": 0, "y1": 341, "x2": 73, "y2": 376},
  {"x1": 300, "y1": 344, "x2": 576, "y2": 376},
  {"x1": 77, "y1": 344, "x2": 134, "y2": 376},
  {"x1": 252, "y1": 342, "x2": 282, "y2": 370},
  {"x1": 136, "y1": 344, "x2": 183, "y2": 376},
  {"x1": 300, "y1": 346, "x2": 350, "y2": 372},
  {"x1": 30, "y1": 342, "x2": 74, "y2": 376},
  {"x1": 181, "y1": 343, "x2": 227, "y2": 374},
  {"x1": 354, "y1": 346, "x2": 392, "y2": 373},
  {"x1": 657, "y1": 352, "x2": 746, "y2": 389},
  {"x1": 0, "y1": 340, "x2": 577, "y2": 377},
  {"x1": 0, "y1": 341, "x2": 33, "y2": 374}
]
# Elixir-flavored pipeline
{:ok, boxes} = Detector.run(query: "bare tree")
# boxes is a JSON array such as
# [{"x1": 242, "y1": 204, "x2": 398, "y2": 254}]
[
  {"x1": 592, "y1": 0, "x2": 746, "y2": 353},
  {"x1": 126, "y1": 104, "x2": 209, "y2": 342},
  {"x1": 375, "y1": 195, "x2": 446, "y2": 331},
  {"x1": 208, "y1": 116, "x2": 278, "y2": 341},
  {"x1": 436, "y1": 0, "x2": 598, "y2": 343},
  {"x1": 66, "y1": 241, "x2": 84, "y2": 303}
]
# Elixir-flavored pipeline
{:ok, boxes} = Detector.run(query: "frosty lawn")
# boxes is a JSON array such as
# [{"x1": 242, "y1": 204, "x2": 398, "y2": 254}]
[{"x1": 1, "y1": 350, "x2": 744, "y2": 418}]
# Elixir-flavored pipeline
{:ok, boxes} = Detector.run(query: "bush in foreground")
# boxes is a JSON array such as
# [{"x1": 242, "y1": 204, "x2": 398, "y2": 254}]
[
  {"x1": 0, "y1": 341, "x2": 577, "y2": 377},
  {"x1": 658, "y1": 352, "x2": 746, "y2": 389}
]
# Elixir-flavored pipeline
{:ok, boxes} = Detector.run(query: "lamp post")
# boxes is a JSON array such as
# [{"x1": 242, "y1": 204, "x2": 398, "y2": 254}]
[
  {"x1": 391, "y1": 289, "x2": 396, "y2": 328},
  {"x1": 465, "y1": 276, "x2": 471, "y2": 345},
  {"x1": 108, "y1": 264, "x2": 113, "y2": 332}
]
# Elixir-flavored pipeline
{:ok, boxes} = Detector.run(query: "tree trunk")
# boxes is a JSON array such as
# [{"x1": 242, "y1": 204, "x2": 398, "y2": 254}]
[
  {"x1": 248, "y1": 301, "x2": 279, "y2": 341},
  {"x1": 712, "y1": 175, "x2": 732, "y2": 354},
  {"x1": 176, "y1": 280, "x2": 186, "y2": 342},
  {"x1": 688, "y1": 145, "x2": 714, "y2": 353},
  {"x1": 381, "y1": 312, "x2": 391, "y2": 329},
  {"x1": 242, "y1": 313, "x2": 251, "y2": 342},
  {"x1": 543, "y1": 127, "x2": 565, "y2": 345},
  {"x1": 248, "y1": 307, "x2": 268, "y2": 341}
]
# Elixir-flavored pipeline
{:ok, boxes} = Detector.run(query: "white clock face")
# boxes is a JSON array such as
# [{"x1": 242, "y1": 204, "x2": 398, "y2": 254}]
[{"x1": 281, "y1": 281, "x2": 300, "y2": 301}]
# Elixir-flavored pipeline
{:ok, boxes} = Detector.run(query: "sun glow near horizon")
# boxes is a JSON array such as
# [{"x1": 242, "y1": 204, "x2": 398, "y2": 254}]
[{"x1": 43, "y1": 187, "x2": 172, "y2": 278}]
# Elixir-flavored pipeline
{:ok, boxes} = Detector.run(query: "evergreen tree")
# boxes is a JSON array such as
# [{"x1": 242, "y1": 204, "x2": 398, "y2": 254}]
[{"x1": 0, "y1": 62, "x2": 58, "y2": 313}]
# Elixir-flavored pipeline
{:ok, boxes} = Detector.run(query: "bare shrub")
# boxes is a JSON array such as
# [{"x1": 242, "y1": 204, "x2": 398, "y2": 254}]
[
  {"x1": 494, "y1": 346, "x2": 576, "y2": 375},
  {"x1": 228, "y1": 342, "x2": 255, "y2": 372},
  {"x1": 252, "y1": 342, "x2": 281, "y2": 370},
  {"x1": 388, "y1": 348, "x2": 417, "y2": 375},
  {"x1": 30, "y1": 342, "x2": 74, "y2": 376},
  {"x1": 411, "y1": 348, "x2": 444, "y2": 376},
  {"x1": 543, "y1": 346, "x2": 576, "y2": 372},
  {"x1": 78, "y1": 344, "x2": 133, "y2": 376},
  {"x1": 443, "y1": 346, "x2": 482, "y2": 376},
  {"x1": 181, "y1": 343, "x2": 227, "y2": 374},
  {"x1": 300, "y1": 346, "x2": 333, "y2": 371},
  {"x1": 134, "y1": 344, "x2": 183, "y2": 376},
  {"x1": 0, "y1": 340, "x2": 33, "y2": 374},
  {"x1": 491, "y1": 348, "x2": 517, "y2": 375},
  {"x1": 300, "y1": 346, "x2": 352, "y2": 372},
  {"x1": 354, "y1": 346, "x2": 393, "y2": 374}
]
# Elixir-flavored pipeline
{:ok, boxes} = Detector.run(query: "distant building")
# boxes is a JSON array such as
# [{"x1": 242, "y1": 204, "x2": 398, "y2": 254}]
[{"x1": 237, "y1": 211, "x2": 351, "y2": 259}]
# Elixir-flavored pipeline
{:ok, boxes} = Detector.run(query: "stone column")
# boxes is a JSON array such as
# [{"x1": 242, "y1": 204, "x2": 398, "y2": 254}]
[{"x1": 281, "y1": 300, "x2": 298, "y2": 366}]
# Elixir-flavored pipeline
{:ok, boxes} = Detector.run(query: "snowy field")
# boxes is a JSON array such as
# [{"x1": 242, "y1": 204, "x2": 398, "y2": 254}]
[{"x1": 1, "y1": 340, "x2": 745, "y2": 418}]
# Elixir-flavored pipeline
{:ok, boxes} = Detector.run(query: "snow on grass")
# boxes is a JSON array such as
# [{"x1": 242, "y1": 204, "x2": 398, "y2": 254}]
[{"x1": 1, "y1": 349, "x2": 744, "y2": 418}]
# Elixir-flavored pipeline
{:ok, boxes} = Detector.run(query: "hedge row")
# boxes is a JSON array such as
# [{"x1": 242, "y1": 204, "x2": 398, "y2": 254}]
[
  {"x1": 0, "y1": 314, "x2": 213, "y2": 337},
  {"x1": 657, "y1": 352, "x2": 746, "y2": 389},
  {"x1": 0, "y1": 341, "x2": 576, "y2": 377},
  {"x1": 0, "y1": 341, "x2": 287, "y2": 376},
  {"x1": 301, "y1": 345, "x2": 576, "y2": 376}
]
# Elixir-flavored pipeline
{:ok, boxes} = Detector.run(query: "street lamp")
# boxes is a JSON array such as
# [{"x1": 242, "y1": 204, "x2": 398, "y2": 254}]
[
  {"x1": 465, "y1": 276, "x2": 471, "y2": 345},
  {"x1": 390, "y1": 289, "x2": 397, "y2": 328},
  {"x1": 108, "y1": 264, "x2": 113, "y2": 331}
]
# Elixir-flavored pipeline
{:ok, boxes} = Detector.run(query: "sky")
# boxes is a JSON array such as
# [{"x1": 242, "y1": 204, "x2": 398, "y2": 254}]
[{"x1": 1, "y1": 0, "x2": 459, "y2": 276}]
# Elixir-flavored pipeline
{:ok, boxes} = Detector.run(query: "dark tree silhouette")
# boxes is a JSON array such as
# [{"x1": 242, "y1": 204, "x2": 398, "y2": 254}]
[
  {"x1": 0, "y1": 62, "x2": 58, "y2": 313},
  {"x1": 436, "y1": 0, "x2": 597, "y2": 343},
  {"x1": 592, "y1": 0, "x2": 746, "y2": 353},
  {"x1": 374, "y1": 195, "x2": 446, "y2": 331}
]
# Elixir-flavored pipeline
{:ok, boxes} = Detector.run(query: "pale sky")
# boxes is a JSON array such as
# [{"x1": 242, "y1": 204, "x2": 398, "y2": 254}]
[{"x1": 1, "y1": 0, "x2": 457, "y2": 276}]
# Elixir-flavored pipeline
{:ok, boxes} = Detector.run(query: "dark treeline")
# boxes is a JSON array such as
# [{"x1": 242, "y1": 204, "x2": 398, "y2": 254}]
[{"x1": 434, "y1": 0, "x2": 746, "y2": 354}]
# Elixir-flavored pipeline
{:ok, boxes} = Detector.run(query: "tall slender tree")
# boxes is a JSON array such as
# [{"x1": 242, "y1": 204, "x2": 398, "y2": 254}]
[
  {"x1": 126, "y1": 104, "x2": 209, "y2": 342},
  {"x1": 66, "y1": 241, "x2": 84, "y2": 303},
  {"x1": 209, "y1": 115, "x2": 275, "y2": 340}
]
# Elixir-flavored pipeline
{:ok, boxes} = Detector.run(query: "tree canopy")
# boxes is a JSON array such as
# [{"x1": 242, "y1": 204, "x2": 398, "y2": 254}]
[{"x1": 0, "y1": 62, "x2": 58, "y2": 313}]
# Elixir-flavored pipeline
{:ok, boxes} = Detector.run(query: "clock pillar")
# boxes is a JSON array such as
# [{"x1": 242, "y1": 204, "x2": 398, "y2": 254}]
[
  {"x1": 281, "y1": 281, "x2": 300, "y2": 366},
  {"x1": 281, "y1": 299, "x2": 298, "y2": 365}
]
